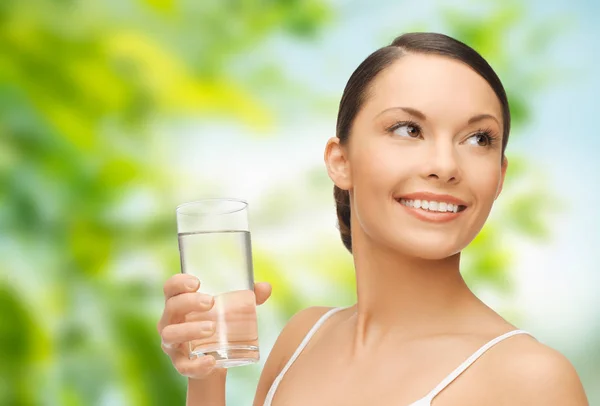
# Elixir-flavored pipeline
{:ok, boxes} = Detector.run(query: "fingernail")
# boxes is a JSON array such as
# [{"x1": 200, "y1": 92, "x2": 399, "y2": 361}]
[
  {"x1": 199, "y1": 295, "x2": 213, "y2": 306},
  {"x1": 205, "y1": 356, "x2": 216, "y2": 368},
  {"x1": 201, "y1": 321, "x2": 215, "y2": 332},
  {"x1": 186, "y1": 277, "x2": 199, "y2": 291}
]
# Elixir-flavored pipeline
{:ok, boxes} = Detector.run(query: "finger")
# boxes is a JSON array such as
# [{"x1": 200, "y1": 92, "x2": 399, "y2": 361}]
[
  {"x1": 163, "y1": 274, "x2": 200, "y2": 300},
  {"x1": 159, "y1": 292, "x2": 214, "y2": 332},
  {"x1": 164, "y1": 292, "x2": 215, "y2": 324},
  {"x1": 254, "y1": 282, "x2": 272, "y2": 306},
  {"x1": 173, "y1": 353, "x2": 217, "y2": 379},
  {"x1": 161, "y1": 321, "x2": 216, "y2": 348}
]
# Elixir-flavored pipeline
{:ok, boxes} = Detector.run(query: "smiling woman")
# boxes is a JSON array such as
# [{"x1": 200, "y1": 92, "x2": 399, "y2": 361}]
[
  {"x1": 259, "y1": 32, "x2": 588, "y2": 405},
  {"x1": 159, "y1": 32, "x2": 589, "y2": 406}
]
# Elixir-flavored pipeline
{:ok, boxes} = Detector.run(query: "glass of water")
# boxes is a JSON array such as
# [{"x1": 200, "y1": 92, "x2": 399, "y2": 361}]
[{"x1": 176, "y1": 198, "x2": 259, "y2": 368}]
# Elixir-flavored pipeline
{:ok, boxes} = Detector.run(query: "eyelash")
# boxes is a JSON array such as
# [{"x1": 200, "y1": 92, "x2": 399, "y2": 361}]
[{"x1": 385, "y1": 120, "x2": 500, "y2": 148}]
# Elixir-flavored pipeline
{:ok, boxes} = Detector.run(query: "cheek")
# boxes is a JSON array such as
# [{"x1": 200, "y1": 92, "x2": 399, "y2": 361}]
[
  {"x1": 351, "y1": 141, "x2": 415, "y2": 191},
  {"x1": 351, "y1": 155, "x2": 389, "y2": 227},
  {"x1": 350, "y1": 143, "x2": 412, "y2": 214},
  {"x1": 350, "y1": 143, "x2": 415, "y2": 241},
  {"x1": 461, "y1": 158, "x2": 504, "y2": 240},
  {"x1": 352, "y1": 143, "x2": 391, "y2": 179},
  {"x1": 467, "y1": 159, "x2": 503, "y2": 204}
]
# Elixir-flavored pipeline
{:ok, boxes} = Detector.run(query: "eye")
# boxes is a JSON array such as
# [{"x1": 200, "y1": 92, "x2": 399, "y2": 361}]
[
  {"x1": 466, "y1": 130, "x2": 496, "y2": 147},
  {"x1": 468, "y1": 132, "x2": 490, "y2": 146},
  {"x1": 387, "y1": 121, "x2": 422, "y2": 138}
]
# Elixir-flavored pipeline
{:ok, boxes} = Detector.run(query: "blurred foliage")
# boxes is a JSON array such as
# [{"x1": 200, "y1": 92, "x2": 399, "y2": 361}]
[
  {"x1": 0, "y1": 0, "x2": 590, "y2": 405},
  {"x1": 0, "y1": 0, "x2": 330, "y2": 404}
]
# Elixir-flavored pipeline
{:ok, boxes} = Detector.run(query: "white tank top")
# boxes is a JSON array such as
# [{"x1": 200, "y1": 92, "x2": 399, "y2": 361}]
[{"x1": 264, "y1": 306, "x2": 534, "y2": 406}]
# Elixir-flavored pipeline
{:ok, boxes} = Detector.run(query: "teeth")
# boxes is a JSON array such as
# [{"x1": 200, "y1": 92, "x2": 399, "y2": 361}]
[{"x1": 399, "y1": 199, "x2": 462, "y2": 213}]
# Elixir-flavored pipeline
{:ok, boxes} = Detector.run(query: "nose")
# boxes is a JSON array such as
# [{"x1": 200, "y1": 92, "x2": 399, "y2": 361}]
[{"x1": 421, "y1": 141, "x2": 461, "y2": 184}]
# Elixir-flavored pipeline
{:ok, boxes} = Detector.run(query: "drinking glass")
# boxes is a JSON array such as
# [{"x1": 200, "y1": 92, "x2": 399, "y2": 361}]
[{"x1": 176, "y1": 198, "x2": 259, "y2": 368}]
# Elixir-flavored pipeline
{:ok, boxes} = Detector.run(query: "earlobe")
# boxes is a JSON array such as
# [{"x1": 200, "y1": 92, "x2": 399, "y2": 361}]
[
  {"x1": 495, "y1": 156, "x2": 508, "y2": 200},
  {"x1": 324, "y1": 137, "x2": 352, "y2": 190}
]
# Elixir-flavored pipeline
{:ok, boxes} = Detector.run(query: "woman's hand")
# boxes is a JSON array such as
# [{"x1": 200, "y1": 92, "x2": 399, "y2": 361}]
[{"x1": 157, "y1": 274, "x2": 272, "y2": 380}]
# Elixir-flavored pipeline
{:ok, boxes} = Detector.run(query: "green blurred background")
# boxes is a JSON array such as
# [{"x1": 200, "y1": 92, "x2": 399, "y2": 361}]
[{"x1": 1, "y1": 0, "x2": 598, "y2": 404}]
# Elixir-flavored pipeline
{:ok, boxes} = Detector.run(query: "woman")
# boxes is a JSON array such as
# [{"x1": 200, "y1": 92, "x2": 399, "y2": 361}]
[{"x1": 157, "y1": 32, "x2": 589, "y2": 405}]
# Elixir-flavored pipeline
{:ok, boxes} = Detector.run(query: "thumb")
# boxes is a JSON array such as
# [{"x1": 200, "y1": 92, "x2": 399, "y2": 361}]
[{"x1": 254, "y1": 282, "x2": 272, "y2": 305}]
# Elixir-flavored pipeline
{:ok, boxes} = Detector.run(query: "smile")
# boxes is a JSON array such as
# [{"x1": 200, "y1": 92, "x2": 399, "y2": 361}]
[{"x1": 395, "y1": 198, "x2": 468, "y2": 223}]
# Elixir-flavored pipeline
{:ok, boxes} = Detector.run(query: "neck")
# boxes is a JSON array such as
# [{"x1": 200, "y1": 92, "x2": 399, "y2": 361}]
[{"x1": 346, "y1": 231, "x2": 486, "y2": 351}]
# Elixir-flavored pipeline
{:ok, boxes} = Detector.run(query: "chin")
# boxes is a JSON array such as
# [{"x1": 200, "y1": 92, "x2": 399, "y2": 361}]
[
  {"x1": 389, "y1": 235, "x2": 465, "y2": 261},
  {"x1": 414, "y1": 246, "x2": 461, "y2": 260}
]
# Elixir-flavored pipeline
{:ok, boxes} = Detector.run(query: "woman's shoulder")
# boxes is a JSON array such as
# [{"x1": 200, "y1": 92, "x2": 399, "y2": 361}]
[
  {"x1": 276, "y1": 306, "x2": 339, "y2": 361},
  {"x1": 475, "y1": 332, "x2": 588, "y2": 404},
  {"x1": 252, "y1": 306, "x2": 336, "y2": 406}
]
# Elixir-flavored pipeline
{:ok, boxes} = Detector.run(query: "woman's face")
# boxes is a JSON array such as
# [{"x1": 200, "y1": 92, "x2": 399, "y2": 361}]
[{"x1": 327, "y1": 53, "x2": 507, "y2": 260}]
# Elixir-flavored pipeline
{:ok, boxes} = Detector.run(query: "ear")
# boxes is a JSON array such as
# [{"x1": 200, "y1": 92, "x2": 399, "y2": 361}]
[
  {"x1": 495, "y1": 156, "x2": 508, "y2": 200},
  {"x1": 324, "y1": 137, "x2": 352, "y2": 190}
]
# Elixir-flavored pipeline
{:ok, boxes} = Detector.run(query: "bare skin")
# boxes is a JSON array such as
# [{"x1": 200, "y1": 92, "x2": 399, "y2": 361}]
[
  {"x1": 252, "y1": 54, "x2": 588, "y2": 405},
  {"x1": 257, "y1": 305, "x2": 586, "y2": 405},
  {"x1": 157, "y1": 274, "x2": 272, "y2": 405}
]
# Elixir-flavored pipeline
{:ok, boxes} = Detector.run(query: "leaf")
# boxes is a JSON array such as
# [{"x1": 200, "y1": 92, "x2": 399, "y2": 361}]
[
  {"x1": 142, "y1": 0, "x2": 175, "y2": 14},
  {"x1": 0, "y1": 284, "x2": 38, "y2": 405},
  {"x1": 110, "y1": 307, "x2": 186, "y2": 406}
]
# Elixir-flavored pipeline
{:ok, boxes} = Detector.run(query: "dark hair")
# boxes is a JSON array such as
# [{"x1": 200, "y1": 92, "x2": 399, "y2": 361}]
[{"x1": 334, "y1": 32, "x2": 511, "y2": 254}]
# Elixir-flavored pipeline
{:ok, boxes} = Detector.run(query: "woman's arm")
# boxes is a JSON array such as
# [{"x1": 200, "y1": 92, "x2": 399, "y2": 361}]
[
  {"x1": 186, "y1": 368, "x2": 228, "y2": 406},
  {"x1": 480, "y1": 340, "x2": 589, "y2": 405},
  {"x1": 252, "y1": 306, "x2": 335, "y2": 406},
  {"x1": 511, "y1": 347, "x2": 589, "y2": 405}
]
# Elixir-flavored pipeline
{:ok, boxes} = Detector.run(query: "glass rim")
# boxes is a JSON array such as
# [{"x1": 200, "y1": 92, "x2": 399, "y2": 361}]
[{"x1": 176, "y1": 197, "x2": 248, "y2": 216}]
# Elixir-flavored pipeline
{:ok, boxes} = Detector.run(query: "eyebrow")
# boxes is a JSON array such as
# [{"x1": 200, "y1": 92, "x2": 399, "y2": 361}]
[{"x1": 376, "y1": 106, "x2": 500, "y2": 126}]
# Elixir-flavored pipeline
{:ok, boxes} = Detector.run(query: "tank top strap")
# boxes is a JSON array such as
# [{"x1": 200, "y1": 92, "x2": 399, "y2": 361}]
[
  {"x1": 423, "y1": 329, "x2": 535, "y2": 402},
  {"x1": 264, "y1": 306, "x2": 346, "y2": 405}
]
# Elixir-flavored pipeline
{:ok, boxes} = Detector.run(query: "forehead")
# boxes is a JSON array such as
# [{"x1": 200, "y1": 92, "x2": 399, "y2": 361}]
[{"x1": 363, "y1": 53, "x2": 503, "y2": 126}]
